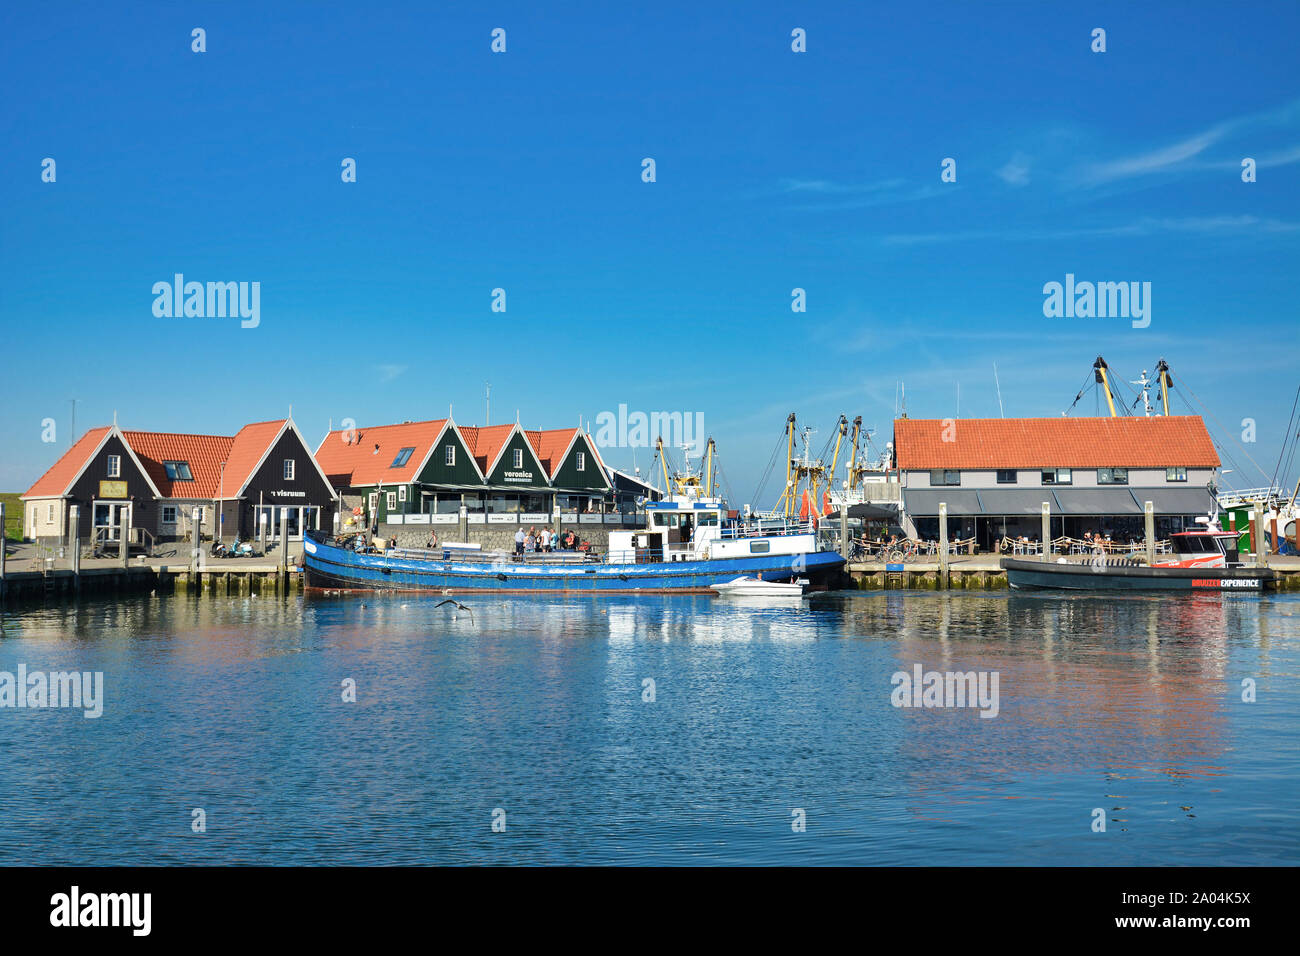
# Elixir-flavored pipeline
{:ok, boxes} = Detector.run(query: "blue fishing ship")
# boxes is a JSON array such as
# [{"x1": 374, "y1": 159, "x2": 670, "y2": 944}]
[
  {"x1": 303, "y1": 440, "x2": 844, "y2": 594},
  {"x1": 303, "y1": 503, "x2": 842, "y2": 594}
]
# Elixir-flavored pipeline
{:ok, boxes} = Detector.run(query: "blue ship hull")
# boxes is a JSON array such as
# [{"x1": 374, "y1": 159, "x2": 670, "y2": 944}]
[{"x1": 303, "y1": 533, "x2": 845, "y2": 594}]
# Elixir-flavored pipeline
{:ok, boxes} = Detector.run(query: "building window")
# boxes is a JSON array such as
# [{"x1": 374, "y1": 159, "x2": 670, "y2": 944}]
[
  {"x1": 47, "y1": 503, "x2": 55, "y2": 523},
  {"x1": 996, "y1": 469, "x2": 1016, "y2": 484},
  {"x1": 1097, "y1": 468, "x2": 1129, "y2": 485},
  {"x1": 107, "y1": 455, "x2": 121, "y2": 478},
  {"x1": 368, "y1": 492, "x2": 378, "y2": 512},
  {"x1": 929, "y1": 469, "x2": 960, "y2": 486},
  {"x1": 398, "y1": 486, "x2": 407, "y2": 502},
  {"x1": 576, "y1": 451, "x2": 585, "y2": 472},
  {"x1": 283, "y1": 459, "x2": 295, "y2": 480},
  {"x1": 390, "y1": 447, "x2": 414, "y2": 468},
  {"x1": 512, "y1": 448, "x2": 523, "y2": 469},
  {"x1": 161, "y1": 505, "x2": 177, "y2": 525},
  {"x1": 386, "y1": 492, "x2": 397, "y2": 511},
  {"x1": 163, "y1": 461, "x2": 193, "y2": 481},
  {"x1": 1166, "y1": 467, "x2": 1187, "y2": 482},
  {"x1": 445, "y1": 445, "x2": 455, "y2": 466},
  {"x1": 1041, "y1": 468, "x2": 1072, "y2": 485}
]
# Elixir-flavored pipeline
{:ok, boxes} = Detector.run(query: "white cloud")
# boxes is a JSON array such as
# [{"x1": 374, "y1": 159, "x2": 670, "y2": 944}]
[
  {"x1": 881, "y1": 215, "x2": 1300, "y2": 245},
  {"x1": 1079, "y1": 98, "x2": 1300, "y2": 185},
  {"x1": 997, "y1": 153, "x2": 1031, "y2": 186}
]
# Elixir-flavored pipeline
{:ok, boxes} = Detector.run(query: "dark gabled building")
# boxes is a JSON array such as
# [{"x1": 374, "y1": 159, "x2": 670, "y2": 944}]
[
  {"x1": 21, "y1": 418, "x2": 337, "y2": 545},
  {"x1": 314, "y1": 417, "x2": 625, "y2": 532}
]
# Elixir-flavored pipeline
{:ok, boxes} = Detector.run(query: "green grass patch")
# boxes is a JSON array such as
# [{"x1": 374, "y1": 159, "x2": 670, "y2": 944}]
[{"x1": 1, "y1": 493, "x2": 23, "y2": 541}]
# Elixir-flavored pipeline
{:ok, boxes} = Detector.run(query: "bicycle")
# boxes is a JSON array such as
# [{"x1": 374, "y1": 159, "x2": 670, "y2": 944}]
[{"x1": 886, "y1": 539, "x2": 922, "y2": 563}]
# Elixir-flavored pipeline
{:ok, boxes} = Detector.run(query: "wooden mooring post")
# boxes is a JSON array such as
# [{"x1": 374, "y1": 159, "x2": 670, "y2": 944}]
[
  {"x1": 279, "y1": 507, "x2": 290, "y2": 591},
  {"x1": 840, "y1": 485, "x2": 849, "y2": 559},
  {"x1": 0, "y1": 501, "x2": 6, "y2": 602},
  {"x1": 69, "y1": 505, "x2": 81, "y2": 592},
  {"x1": 1041, "y1": 501, "x2": 1051, "y2": 561},
  {"x1": 1144, "y1": 500, "x2": 1155, "y2": 565},
  {"x1": 938, "y1": 502, "x2": 949, "y2": 587}
]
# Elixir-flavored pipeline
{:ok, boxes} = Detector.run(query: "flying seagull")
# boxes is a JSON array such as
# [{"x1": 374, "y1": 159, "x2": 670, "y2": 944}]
[{"x1": 435, "y1": 599, "x2": 473, "y2": 623}]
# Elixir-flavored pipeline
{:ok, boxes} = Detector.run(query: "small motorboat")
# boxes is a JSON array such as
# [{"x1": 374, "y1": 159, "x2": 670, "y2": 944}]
[
  {"x1": 1000, "y1": 531, "x2": 1275, "y2": 592},
  {"x1": 710, "y1": 576, "x2": 805, "y2": 597}
]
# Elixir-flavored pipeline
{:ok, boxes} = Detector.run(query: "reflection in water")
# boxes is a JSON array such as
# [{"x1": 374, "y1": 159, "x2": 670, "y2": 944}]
[{"x1": 0, "y1": 590, "x2": 1296, "y2": 865}]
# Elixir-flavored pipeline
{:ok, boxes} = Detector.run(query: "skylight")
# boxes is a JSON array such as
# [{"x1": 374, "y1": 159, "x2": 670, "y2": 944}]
[
  {"x1": 390, "y1": 447, "x2": 415, "y2": 468},
  {"x1": 163, "y1": 461, "x2": 194, "y2": 480}
]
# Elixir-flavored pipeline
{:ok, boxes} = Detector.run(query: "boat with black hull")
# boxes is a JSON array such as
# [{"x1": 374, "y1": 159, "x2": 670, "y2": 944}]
[{"x1": 1001, "y1": 530, "x2": 1275, "y2": 592}]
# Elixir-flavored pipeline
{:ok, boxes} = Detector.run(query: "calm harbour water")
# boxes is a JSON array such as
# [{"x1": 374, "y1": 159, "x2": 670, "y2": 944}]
[{"x1": 1, "y1": 589, "x2": 1297, "y2": 866}]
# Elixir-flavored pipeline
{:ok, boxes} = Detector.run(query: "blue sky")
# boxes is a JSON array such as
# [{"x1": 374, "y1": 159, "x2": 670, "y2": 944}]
[{"x1": 3, "y1": 1, "x2": 1298, "y2": 503}]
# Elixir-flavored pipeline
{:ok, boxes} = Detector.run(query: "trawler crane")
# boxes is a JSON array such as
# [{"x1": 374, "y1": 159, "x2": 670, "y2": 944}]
[
  {"x1": 652, "y1": 435, "x2": 718, "y2": 500},
  {"x1": 1094, "y1": 355, "x2": 1119, "y2": 417},
  {"x1": 774, "y1": 415, "x2": 829, "y2": 518}
]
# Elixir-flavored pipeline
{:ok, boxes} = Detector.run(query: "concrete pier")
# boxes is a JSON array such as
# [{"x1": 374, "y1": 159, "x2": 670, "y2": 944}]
[{"x1": 842, "y1": 555, "x2": 1300, "y2": 591}]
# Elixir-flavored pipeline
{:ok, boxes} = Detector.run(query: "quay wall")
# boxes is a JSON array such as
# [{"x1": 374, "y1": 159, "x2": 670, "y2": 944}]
[
  {"x1": 0, "y1": 566, "x2": 301, "y2": 603},
  {"x1": 3, "y1": 562, "x2": 1298, "y2": 604},
  {"x1": 842, "y1": 563, "x2": 1300, "y2": 591}
]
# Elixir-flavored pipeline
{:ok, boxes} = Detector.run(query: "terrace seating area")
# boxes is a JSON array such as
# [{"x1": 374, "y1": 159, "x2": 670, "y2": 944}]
[{"x1": 997, "y1": 535, "x2": 1174, "y2": 556}]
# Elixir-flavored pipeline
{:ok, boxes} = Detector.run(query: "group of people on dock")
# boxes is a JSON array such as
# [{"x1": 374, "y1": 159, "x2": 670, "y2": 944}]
[{"x1": 514, "y1": 526, "x2": 584, "y2": 555}]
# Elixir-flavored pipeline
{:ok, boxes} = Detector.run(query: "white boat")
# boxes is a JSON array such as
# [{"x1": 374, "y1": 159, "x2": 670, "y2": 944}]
[{"x1": 710, "y1": 576, "x2": 806, "y2": 597}]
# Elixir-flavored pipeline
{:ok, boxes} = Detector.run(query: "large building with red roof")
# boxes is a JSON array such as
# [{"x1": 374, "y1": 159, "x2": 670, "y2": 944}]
[
  {"x1": 314, "y1": 417, "x2": 620, "y2": 532},
  {"x1": 21, "y1": 419, "x2": 337, "y2": 546},
  {"x1": 891, "y1": 415, "x2": 1221, "y2": 546}
]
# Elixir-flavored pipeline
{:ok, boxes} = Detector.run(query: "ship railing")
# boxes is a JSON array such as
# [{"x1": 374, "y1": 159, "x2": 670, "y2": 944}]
[
  {"x1": 720, "y1": 518, "x2": 817, "y2": 539},
  {"x1": 1218, "y1": 487, "x2": 1284, "y2": 508},
  {"x1": 384, "y1": 545, "x2": 604, "y2": 565}
]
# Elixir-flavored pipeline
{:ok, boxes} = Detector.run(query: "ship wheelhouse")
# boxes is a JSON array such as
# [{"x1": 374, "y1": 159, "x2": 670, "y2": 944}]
[{"x1": 1155, "y1": 530, "x2": 1241, "y2": 569}]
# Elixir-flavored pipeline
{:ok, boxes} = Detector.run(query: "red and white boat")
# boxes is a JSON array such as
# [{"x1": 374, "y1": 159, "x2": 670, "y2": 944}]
[{"x1": 1152, "y1": 530, "x2": 1244, "y2": 569}]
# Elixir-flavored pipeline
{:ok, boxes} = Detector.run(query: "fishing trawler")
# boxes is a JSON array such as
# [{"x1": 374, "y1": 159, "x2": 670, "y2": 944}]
[{"x1": 302, "y1": 437, "x2": 845, "y2": 594}]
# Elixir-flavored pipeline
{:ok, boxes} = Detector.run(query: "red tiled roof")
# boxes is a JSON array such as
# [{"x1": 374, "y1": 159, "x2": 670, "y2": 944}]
[
  {"x1": 123, "y1": 431, "x2": 235, "y2": 498},
  {"x1": 222, "y1": 420, "x2": 289, "y2": 494},
  {"x1": 22, "y1": 427, "x2": 111, "y2": 498},
  {"x1": 894, "y1": 416, "x2": 1221, "y2": 470},
  {"x1": 458, "y1": 423, "x2": 516, "y2": 475},
  {"x1": 526, "y1": 427, "x2": 579, "y2": 478},
  {"x1": 24, "y1": 421, "x2": 307, "y2": 500},
  {"x1": 314, "y1": 419, "x2": 448, "y2": 487}
]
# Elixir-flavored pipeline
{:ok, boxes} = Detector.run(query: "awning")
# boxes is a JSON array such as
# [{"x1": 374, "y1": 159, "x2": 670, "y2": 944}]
[
  {"x1": 844, "y1": 503, "x2": 900, "y2": 520},
  {"x1": 1127, "y1": 486, "x2": 1217, "y2": 515},
  {"x1": 975, "y1": 489, "x2": 1054, "y2": 515},
  {"x1": 902, "y1": 489, "x2": 982, "y2": 516},
  {"x1": 1050, "y1": 488, "x2": 1144, "y2": 515}
]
